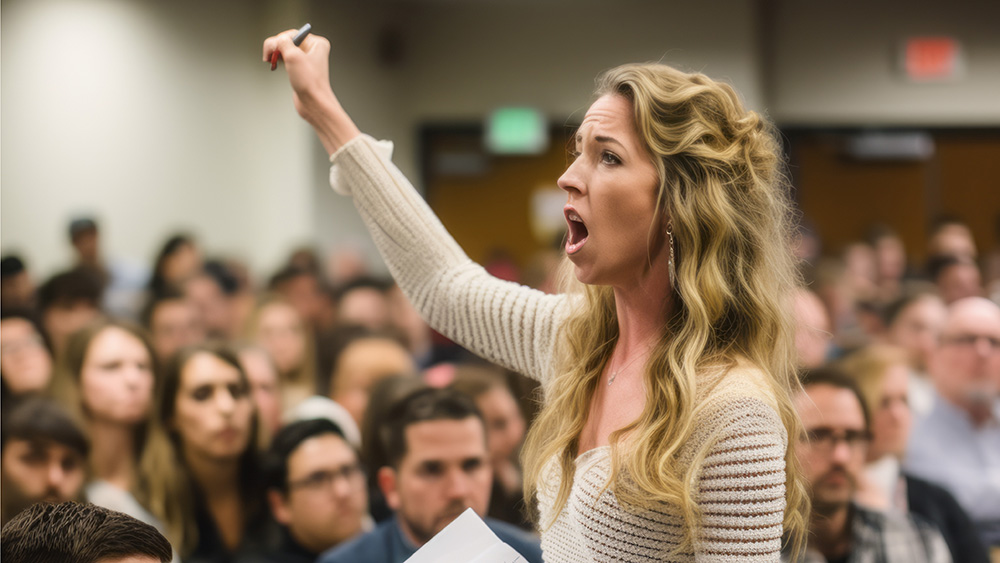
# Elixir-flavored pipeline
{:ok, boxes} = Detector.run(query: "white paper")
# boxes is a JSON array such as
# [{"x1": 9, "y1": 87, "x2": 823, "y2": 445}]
[{"x1": 403, "y1": 508, "x2": 528, "y2": 563}]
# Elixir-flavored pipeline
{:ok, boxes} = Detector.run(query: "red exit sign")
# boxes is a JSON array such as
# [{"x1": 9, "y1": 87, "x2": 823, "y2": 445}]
[{"x1": 903, "y1": 37, "x2": 963, "y2": 81}]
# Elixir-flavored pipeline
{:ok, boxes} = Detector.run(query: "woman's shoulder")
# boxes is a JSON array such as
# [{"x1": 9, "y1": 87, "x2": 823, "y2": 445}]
[{"x1": 687, "y1": 360, "x2": 786, "y2": 447}]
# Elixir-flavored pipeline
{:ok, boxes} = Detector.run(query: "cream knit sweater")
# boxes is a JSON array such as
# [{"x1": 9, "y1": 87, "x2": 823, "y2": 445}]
[{"x1": 330, "y1": 135, "x2": 787, "y2": 562}]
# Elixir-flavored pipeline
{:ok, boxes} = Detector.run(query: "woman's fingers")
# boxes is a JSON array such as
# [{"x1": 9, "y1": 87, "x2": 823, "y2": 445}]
[{"x1": 261, "y1": 29, "x2": 299, "y2": 63}]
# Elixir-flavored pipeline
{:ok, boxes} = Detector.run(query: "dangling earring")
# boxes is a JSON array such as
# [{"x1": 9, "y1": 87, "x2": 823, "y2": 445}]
[{"x1": 667, "y1": 222, "x2": 677, "y2": 289}]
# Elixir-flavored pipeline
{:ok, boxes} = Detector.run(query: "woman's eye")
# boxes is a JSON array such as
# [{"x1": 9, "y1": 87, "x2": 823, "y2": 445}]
[
  {"x1": 228, "y1": 383, "x2": 248, "y2": 399},
  {"x1": 192, "y1": 387, "x2": 212, "y2": 401},
  {"x1": 601, "y1": 151, "x2": 621, "y2": 165}
]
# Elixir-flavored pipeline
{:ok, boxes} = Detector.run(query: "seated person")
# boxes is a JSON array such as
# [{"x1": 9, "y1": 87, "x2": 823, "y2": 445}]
[
  {"x1": 786, "y1": 368, "x2": 950, "y2": 562},
  {"x1": 319, "y1": 388, "x2": 542, "y2": 563},
  {"x1": 263, "y1": 419, "x2": 369, "y2": 562},
  {"x1": 1, "y1": 398, "x2": 88, "y2": 526},
  {"x1": 1, "y1": 501, "x2": 171, "y2": 563}
]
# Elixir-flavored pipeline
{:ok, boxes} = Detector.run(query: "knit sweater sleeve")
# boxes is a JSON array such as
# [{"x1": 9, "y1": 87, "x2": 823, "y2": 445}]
[
  {"x1": 328, "y1": 134, "x2": 568, "y2": 382},
  {"x1": 694, "y1": 396, "x2": 787, "y2": 561}
]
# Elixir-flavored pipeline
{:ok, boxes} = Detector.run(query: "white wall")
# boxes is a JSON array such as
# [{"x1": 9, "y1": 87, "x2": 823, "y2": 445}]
[{"x1": 771, "y1": 0, "x2": 1000, "y2": 126}]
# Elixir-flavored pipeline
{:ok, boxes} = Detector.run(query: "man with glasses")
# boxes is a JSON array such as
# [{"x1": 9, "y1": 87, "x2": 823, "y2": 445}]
[
  {"x1": 787, "y1": 368, "x2": 951, "y2": 562},
  {"x1": 906, "y1": 296, "x2": 1000, "y2": 550},
  {"x1": 263, "y1": 418, "x2": 370, "y2": 563}
]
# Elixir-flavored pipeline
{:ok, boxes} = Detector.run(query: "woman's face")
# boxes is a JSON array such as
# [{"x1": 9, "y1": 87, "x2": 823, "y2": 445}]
[
  {"x1": 172, "y1": 352, "x2": 254, "y2": 461},
  {"x1": 888, "y1": 296, "x2": 946, "y2": 372},
  {"x1": 0, "y1": 318, "x2": 53, "y2": 393},
  {"x1": 868, "y1": 363, "x2": 912, "y2": 461},
  {"x1": 79, "y1": 327, "x2": 154, "y2": 425},
  {"x1": 557, "y1": 94, "x2": 664, "y2": 286},
  {"x1": 255, "y1": 303, "x2": 307, "y2": 376},
  {"x1": 476, "y1": 386, "x2": 526, "y2": 464}
]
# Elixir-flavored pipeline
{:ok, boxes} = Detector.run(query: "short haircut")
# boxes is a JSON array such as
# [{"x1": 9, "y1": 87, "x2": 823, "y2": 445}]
[
  {"x1": 0, "y1": 398, "x2": 89, "y2": 459},
  {"x1": 0, "y1": 502, "x2": 172, "y2": 563},
  {"x1": 37, "y1": 268, "x2": 103, "y2": 312},
  {"x1": 139, "y1": 287, "x2": 187, "y2": 329},
  {"x1": 0, "y1": 255, "x2": 26, "y2": 279},
  {"x1": 333, "y1": 276, "x2": 391, "y2": 303},
  {"x1": 798, "y1": 367, "x2": 871, "y2": 431},
  {"x1": 267, "y1": 265, "x2": 318, "y2": 292},
  {"x1": 926, "y1": 253, "x2": 977, "y2": 282},
  {"x1": 264, "y1": 418, "x2": 348, "y2": 493},
  {"x1": 881, "y1": 286, "x2": 939, "y2": 327},
  {"x1": 382, "y1": 387, "x2": 484, "y2": 468}
]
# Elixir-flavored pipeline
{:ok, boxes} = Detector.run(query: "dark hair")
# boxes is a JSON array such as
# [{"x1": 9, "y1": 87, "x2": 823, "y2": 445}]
[
  {"x1": 267, "y1": 265, "x2": 318, "y2": 292},
  {"x1": 361, "y1": 375, "x2": 427, "y2": 480},
  {"x1": 925, "y1": 253, "x2": 977, "y2": 282},
  {"x1": 881, "y1": 286, "x2": 940, "y2": 327},
  {"x1": 0, "y1": 255, "x2": 26, "y2": 279},
  {"x1": 1, "y1": 397, "x2": 89, "y2": 462},
  {"x1": 798, "y1": 367, "x2": 871, "y2": 431},
  {"x1": 149, "y1": 234, "x2": 197, "y2": 296},
  {"x1": 68, "y1": 217, "x2": 98, "y2": 242},
  {"x1": 36, "y1": 268, "x2": 103, "y2": 313},
  {"x1": 333, "y1": 276, "x2": 391, "y2": 303},
  {"x1": 263, "y1": 419, "x2": 348, "y2": 493},
  {"x1": 382, "y1": 387, "x2": 484, "y2": 468},
  {"x1": 0, "y1": 502, "x2": 172, "y2": 563},
  {"x1": 139, "y1": 287, "x2": 188, "y2": 329},
  {"x1": 203, "y1": 260, "x2": 239, "y2": 296},
  {"x1": 320, "y1": 325, "x2": 410, "y2": 396}
]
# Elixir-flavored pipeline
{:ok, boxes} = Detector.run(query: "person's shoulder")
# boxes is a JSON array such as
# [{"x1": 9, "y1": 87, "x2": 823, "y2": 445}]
[
  {"x1": 484, "y1": 518, "x2": 543, "y2": 562},
  {"x1": 317, "y1": 520, "x2": 395, "y2": 563}
]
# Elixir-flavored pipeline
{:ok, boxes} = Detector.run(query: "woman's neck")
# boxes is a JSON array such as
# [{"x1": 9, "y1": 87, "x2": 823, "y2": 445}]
[
  {"x1": 88, "y1": 419, "x2": 136, "y2": 490},
  {"x1": 183, "y1": 448, "x2": 242, "y2": 498},
  {"x1": 612, "y1": 267, "x2": 671, "y2": 355}
]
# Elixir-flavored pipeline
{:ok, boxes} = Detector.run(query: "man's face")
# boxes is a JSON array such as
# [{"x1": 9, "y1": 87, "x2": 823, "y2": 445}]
[
  {"x1": 381, "y1": 417, "x2": 492, "y2": 546},
  {"x1": 930, "y1": 298, "x2": 1000, "y2": 411},
  {"x1": 270, "y1": 433, "x2": 368, "y2": 554},
  {"x1": 794, "y1": 384, "x2": 869, "y2": 515},
  {"x1": 0, "y1": 439, "x2": 85, "y2": 523}
]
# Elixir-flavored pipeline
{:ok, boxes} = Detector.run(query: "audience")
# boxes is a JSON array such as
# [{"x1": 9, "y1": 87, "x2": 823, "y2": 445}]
[
  {"x1": 68, "y1": 217, "x2": 149, "y2": 321},
  {"x1": 0, "y1": 398, "x2": 88, "y2": 526},
  {"x1": 1, "y1": 501, "x2": 173, "y2": 563},
  {"x1": 46, "y1": 319, "x2": 160, "y2": 527},
  {"x1": 0, "y1": 254, "x2": 36, "y2": 311},
  {"x1": 325, "y1": 326, "x2": 416, "y2": 425},
  {"x1": 788, "y1": 368, "x2": 951, "y2": 562},
  {"x1": 0, "y1": 310, "x2": 53, "y2": 400},
  {"x1": 136, "y1": 343, "x2": 267, "y2": 560},
  {"x1": 793, "y1": 287, "x2": 834, "y2": 367},
  {"x1": 148, "y1": 234, "x2": 203, "y2": 298},
  {"x1": 927, "y1": 253, "x2": 984, "y2": 304},
  {"x1": 334, "y1": 276, "x2": 392, "y2": 330},
  {"x1": 263, "y1": 419, "x2": 369, "y2": 562},
  {"x1": 142, "y1": 289, "x2": 207, "y2": 365},
  {"x1": 36, "y1": 268, "x2": 104, "y2": 356},
  {"x1": 905, "y1": 297, "x2": 1000, "y2": 549},
  {"x1": 927, "y1": 218, "x2": 978, "y2": 260},
  {"x1": 839, "y1": 345, "x2": 989, "y2": 562},
  {"x1": 319, "y1": 387, "x2": 542, "y2": 563},
  {"x1": 183, "y1": 266, "x2": 238, "y2": 341},
  {"x1": 236, "y1": 344, "x2": 285, "y2": 445},
  {"x1": 882, "y1": 289, "x2": 947, "y2": 415}
]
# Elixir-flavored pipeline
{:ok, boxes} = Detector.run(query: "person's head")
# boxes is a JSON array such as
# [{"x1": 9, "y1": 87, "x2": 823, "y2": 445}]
[
  {"x1": 264, "y1": 419, "x2": 367, "y2": 554},
  {"x1": 334, "y1": 277, "x2": 392, "y2": 330},
  {"x1": 269, "y1": 265, "x2": 325, "y2": 328},
  {"x1": 1, "y1": 398, "x2": 88, "y2": 525},
  {"x1": 246, "y1": 295, "x2": 313, "y2": 382},
  {"x1": 928, "y1": 297, "x2": 1000, "y2": 419},
  {"x1": 149, "y1": 234, "x2": 201, "y2": 296},
  {"x1": 236, "y1": 344, "x2": 283, "y2": 444},
  {"x1": 837, "y1": 345, "x2": 911, "y2": 461},
  {"x1": 1, "y1": 501, "x2": 172, "y2": 563},
  {"x1": 182, "y1": 269, "x2": 233, "y2": 339},
  {"x1": 866, "y1": 224, "x2": 906, "y2": 286},
  {"x1": 449, "y1": 364, "x2": 526, "y2": 466},
  {"x1": 141, "y1": 289, "x2": 206, "y2": 364},
  {"x1": 37, "y1": 268, "x2": 104, "y2": 355},
  {"x1": 327, "y1": 326, "x2": 416, "y2": 425},
  {"x1": 137, "y1": 342, "x2": 259, "y2": 554},
  {"x1": 359, "y1": 375, "x2": 428, "y2": 493},
  {"x1": 524, "y1": 62, "x2": 807, "y2": 546},
  {"x1": 377, "y1": 388, "x2": 491, "y2": 547},
  {"x1": 48, "y1": 319, "x2": 156, "y2": 432},
  {"x1": 68, "y1": 217, "x2": 100, "y2": 264},
  {"x1": 927, "y1": 253, "x2": 983, "y2": 304},
  {"x1": 794, "y1": 369, "x2": 871, "y2": 517},
  {"x1": 1, "y1": 255, "x2": 36, "y2": 310},
  {"x1": 883, "y1": 289, "x2": 946, "y2": 372},
  {"x1": 928, "y1": 218, "x2": 977, "y2": 260},
  {"x1": 792, "y1": 287, "x2": 832, "y2": 368},
  {"x1": 0, "y1": 310, "x2": 53, "y2": 395}
]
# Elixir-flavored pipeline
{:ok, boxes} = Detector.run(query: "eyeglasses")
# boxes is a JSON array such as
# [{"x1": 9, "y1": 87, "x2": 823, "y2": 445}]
[
  {"x1": 288, "y1": 463, "x2": 364, "y2": 492},
  {"x1": 941, "y1": 333, "x2": 1000, "y2": 353},
  {"x1": 801, "y1": 428, "x2": 871, "y2": 454}
]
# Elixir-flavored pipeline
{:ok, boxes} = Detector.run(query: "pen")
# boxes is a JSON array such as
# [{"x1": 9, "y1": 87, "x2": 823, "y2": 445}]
[{"x1": 271, "y1": 23, "x2": 312, "y2": 71}]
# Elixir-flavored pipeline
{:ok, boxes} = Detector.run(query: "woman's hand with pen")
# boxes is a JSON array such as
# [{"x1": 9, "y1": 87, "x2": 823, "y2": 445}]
[{"x1": 263, "y1": 27, "x2": 360, "y2": 155}]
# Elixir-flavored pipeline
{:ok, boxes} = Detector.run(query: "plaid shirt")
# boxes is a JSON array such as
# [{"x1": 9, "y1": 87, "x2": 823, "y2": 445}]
[{"x1": 783, "y1": 504, "x2": 952, "y2": 563}]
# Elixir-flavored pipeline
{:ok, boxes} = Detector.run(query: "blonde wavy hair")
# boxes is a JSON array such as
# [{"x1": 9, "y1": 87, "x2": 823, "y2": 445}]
[{"x1": 521, "y1": 62, "x2": 808, "y2": 553}]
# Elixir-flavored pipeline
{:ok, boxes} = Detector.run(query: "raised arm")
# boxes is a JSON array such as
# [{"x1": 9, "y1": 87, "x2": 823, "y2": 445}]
[{"x1": 263, "y1": 31, "x2": 568, "y2": 381}]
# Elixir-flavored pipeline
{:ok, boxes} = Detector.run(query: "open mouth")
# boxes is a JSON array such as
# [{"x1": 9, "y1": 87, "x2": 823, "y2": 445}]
[{"x1": 564, "y1": 207, "x2": 589, "y2": 255}]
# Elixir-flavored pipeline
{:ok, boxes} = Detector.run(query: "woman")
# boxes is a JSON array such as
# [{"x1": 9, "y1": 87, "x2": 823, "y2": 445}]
[
  {"x1": 136, "y1": 343, "x2": 266, "y2": 561},
  {"x1": 264, "y1": 31, "x2": 806, "y2": 560},
  {"x1": 244, "y1": 294, "x2": 317, "y2": 411},
  {"x1": 148, "y1": 234, "x2": 202, "y2": 298},
  {"x1": 47, "y1": 319, "x2": 159, "y2": 525},
  {"x1": 839, "y1": 344, "x2": 989, "y2": 563}
]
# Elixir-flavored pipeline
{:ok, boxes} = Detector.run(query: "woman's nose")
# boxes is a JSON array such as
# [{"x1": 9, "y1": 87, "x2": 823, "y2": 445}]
[{"x1": 557, "y1": 161, "x2": 585, "y2": 196}]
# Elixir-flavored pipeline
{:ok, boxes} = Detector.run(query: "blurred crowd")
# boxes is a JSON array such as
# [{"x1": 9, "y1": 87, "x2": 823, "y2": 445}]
[{"x1": 1, "y1": 212, "x2": 999, "y2": 562}]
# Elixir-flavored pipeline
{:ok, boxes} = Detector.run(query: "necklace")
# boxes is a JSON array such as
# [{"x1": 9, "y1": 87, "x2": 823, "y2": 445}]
[{"x1": 606, "y1": 339, "x2": 657, "y2": 386}]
